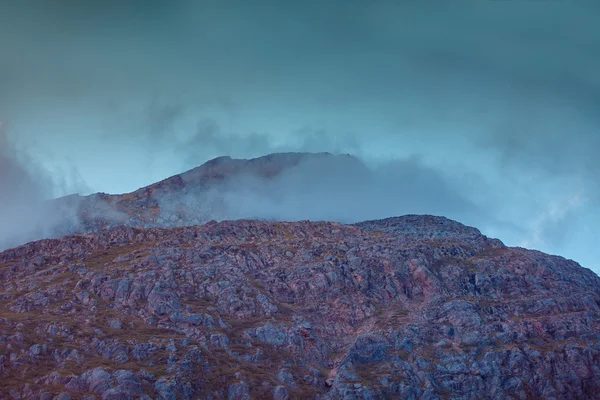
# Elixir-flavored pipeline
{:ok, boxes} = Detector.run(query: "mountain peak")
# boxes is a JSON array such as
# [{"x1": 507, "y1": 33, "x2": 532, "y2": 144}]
[{"x1": 41, "y1": 152, "x2": 370, "y2": 237}]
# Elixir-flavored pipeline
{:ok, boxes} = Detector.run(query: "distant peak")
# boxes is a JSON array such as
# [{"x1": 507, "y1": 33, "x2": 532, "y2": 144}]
[
  {"x1": 203, "y1": 155, "x2": 233, "y2": 167},
  {"x1": 200, "y1": 151, "x2": 350, "y2": 166}
]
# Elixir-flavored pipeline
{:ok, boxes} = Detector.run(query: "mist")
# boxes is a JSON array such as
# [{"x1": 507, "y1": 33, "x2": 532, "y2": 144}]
[
  {"x1": 0, "y1": 122, "x2": 68, "y2": 250},
  {"x1": 0, "y1": 1, "x2": 599, "y2": 272},
  {"x1": 149, "y1": 153, "x2": 482, "y2": 225},
  {"x1": 214, "y1": 155, "x2": 480, "y2": 224}
]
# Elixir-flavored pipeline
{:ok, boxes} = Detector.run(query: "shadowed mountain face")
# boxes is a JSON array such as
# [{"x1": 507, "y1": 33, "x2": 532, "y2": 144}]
[{"x1": 1, "y1": 154, "x2": 600, "y2": 399}]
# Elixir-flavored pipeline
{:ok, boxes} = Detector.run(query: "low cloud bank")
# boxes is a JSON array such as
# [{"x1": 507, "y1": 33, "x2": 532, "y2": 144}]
[{"x1": 0, "y1": 124, "x2": 57, "y2": 249}]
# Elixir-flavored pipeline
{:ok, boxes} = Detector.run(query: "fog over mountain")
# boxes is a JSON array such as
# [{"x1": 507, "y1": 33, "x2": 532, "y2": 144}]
[{"x1": 0, "y1": 1, "x2": 599, "y2": 272}]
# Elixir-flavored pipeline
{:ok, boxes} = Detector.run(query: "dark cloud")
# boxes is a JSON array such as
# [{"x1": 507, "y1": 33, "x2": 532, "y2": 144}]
[{"x1": 0, "y1": 1, "x2": 598, "y2": 270}]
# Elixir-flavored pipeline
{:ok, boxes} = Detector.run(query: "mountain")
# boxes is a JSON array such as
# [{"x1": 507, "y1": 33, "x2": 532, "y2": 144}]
[
  {"x1": 1, "y1": 154, "x2": 599, "y2": 399},
  {"x1": 48, "y1": 152, "x2": 370, "y2": 236}
]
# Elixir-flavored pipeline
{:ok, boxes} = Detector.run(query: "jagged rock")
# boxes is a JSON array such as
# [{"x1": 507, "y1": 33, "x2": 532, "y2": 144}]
[
  {"x1": 272, "y1": 386, "x2": 290, "y2": 400},
  {"x1": 29, "y1": 344, "x2": 43, "y2": 356},
  {"x1": 113, "y1": 370, "x2": 143, "y2": 395},
  {"x1": 101, "y1": 345, "x2": 129, "y2": 363},
  {"x1": 101, "y1": 388, "x2": 132, "y2": 400},
  {"x1": 87, "y1": 369, "x2": 112, "y2": 394},
  {"x1": 147, "y1": 285, "x2": 180, "y2": 315},
  {"x1": 228, "y1": 382, "x2": 250, "y2": 400},
  {"x1": 210, "y1": 333, "x2": 230, "y2": 348},
  {"x1": 108, "y1": 319, "x2": 123, "y2": 330},
  {"x1": 276, "y1": 370, "x2": 297, "y2": 390}
]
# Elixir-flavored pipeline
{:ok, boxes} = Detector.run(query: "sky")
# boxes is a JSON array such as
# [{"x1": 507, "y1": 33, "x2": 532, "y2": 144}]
[{"x1": 0, "y1": 0, "x2": 599, "y2": 273}]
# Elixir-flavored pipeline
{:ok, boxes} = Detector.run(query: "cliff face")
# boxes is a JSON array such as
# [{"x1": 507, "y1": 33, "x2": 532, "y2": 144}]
[{"x1": 1, "y1": 215, "x2": 599, "y2": 399}]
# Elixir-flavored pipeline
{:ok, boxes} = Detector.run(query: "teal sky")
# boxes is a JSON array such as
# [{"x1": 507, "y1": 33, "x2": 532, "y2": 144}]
[{"x1": 1, "y1": 1, "x2": 599, "y2": 273}]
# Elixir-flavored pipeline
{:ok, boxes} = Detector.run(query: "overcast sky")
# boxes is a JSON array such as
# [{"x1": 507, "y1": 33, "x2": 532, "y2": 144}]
[{"x1": 1, "y1": 0, "x2": 599, "y2": 273}]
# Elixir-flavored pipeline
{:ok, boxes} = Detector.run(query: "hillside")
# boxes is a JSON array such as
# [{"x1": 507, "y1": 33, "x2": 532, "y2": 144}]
[{"x1": 1, "y1": 215, "x2": 599, "y2": 399}]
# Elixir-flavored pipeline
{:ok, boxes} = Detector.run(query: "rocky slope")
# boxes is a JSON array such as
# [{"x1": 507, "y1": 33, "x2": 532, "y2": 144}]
[{"x1": 1, "y1": 215, "x2": 600, "y2": 399}]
